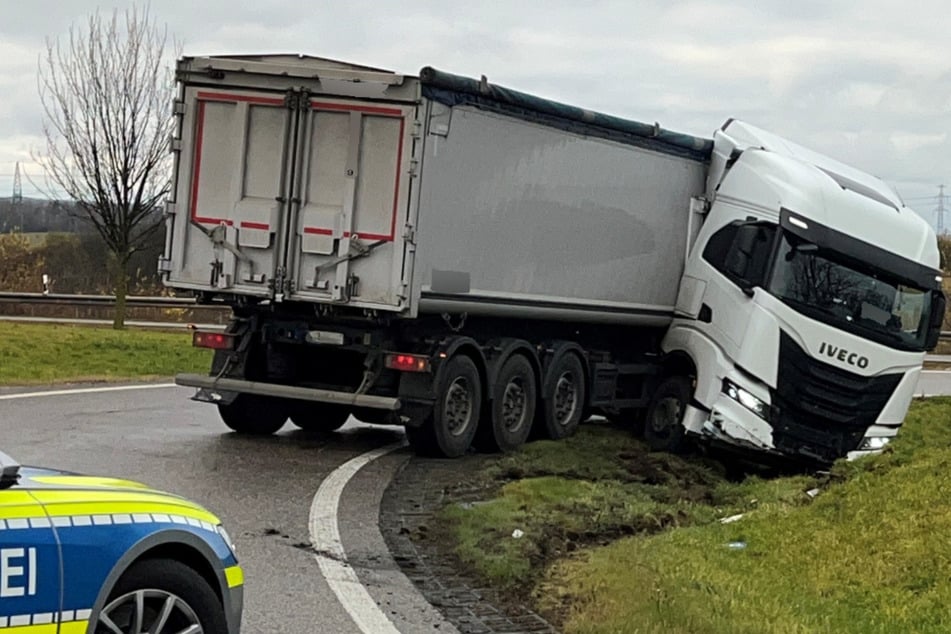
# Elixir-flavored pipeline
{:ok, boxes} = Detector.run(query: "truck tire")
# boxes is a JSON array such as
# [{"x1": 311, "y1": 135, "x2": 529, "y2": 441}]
[
  {"x1": 475, "y1": 354, "x2": 537, "y2": 452},
  {"x1": 644, "y1": 376, "x2": 691, "y2": 453},
  {"x1": 406, "y1": 355, "x2": 482, "y2": 458},
  {"x1": 217, "y1": 394, "x2": 287, "y2": 435},
  {"x1": 538, "y1": 352, "x2": 586, "y2": 440},
  {"x1": 289, "y1": 402, "x2": 350, "y2": 432},
  {"x1": 98, "y1": 559, "x2": 227, "y2": 634}
]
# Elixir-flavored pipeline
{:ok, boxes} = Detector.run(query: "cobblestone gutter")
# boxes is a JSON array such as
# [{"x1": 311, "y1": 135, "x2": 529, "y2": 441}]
[{"x1": 380, "y1": 455, "x2": 559, "y2": 634}]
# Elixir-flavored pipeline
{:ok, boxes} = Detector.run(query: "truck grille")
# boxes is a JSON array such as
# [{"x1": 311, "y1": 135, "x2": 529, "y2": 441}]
[{"x1": 770, "y1": 332, "x2": 901, "y2": 461}]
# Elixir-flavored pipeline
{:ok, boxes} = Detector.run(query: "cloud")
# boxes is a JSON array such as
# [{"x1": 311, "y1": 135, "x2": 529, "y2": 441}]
[{"x1": 1, "y1": 0, "x2": 950, "y2": 223}]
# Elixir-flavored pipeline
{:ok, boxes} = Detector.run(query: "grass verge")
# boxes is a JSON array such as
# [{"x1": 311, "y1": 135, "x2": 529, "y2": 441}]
[
  {"x1": 438, "y1": 398, "x2": 951, "y2": 633},
  {"x1": 0, "y1": 322, "x2": 210, "y2": 384}
]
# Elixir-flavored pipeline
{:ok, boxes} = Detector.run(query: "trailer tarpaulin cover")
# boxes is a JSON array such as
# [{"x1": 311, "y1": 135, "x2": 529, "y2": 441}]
[{"x1": 419, "y1": 66, "x2": 714, "y2": 162}]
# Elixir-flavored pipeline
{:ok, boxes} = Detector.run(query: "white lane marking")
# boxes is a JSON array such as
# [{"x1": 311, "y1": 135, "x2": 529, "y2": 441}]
[
  {"x1": 0, "y1": 383, "x2": 176, "y2": 401},
  {"x1": 310, "y1": 442, "x2": 406, "y2": 634}
]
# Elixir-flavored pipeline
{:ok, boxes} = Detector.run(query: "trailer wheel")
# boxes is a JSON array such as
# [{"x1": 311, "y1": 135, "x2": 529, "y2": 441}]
[
  {"x1": 289, "y1": 402, "x2": 350, "y2": 432},
  {"x1": 475, "y1": 354, "x2": 537, "y2": 452},
  {"x1": 644, "y1": 376, "x2": 691, "y2": 452},
  {"x1": 407, "y1": 355, "x2": 482, "y2": 458},
  {"x1": 217, "y1": 395, "x2": 287, "y2": 435},
  {"x1": 538, "y1": 353, "x2": 586, "y2": 440}
]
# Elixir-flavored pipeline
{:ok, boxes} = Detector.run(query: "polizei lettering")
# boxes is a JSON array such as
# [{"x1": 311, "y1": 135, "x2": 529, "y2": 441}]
[
  {"x1": 818, "y1": 342, "x2": 870, "y2": 369},
  {"x1": 0, "y1": 547, "x2": 37, "y2": 597}
]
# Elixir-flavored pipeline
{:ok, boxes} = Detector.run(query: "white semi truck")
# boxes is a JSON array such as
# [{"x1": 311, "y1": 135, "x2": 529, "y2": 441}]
[{"x1": 166, "y1": 54, "x2": 946, "y2": 463}]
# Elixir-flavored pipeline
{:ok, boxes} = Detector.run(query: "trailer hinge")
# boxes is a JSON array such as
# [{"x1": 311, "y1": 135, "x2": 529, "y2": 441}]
[
  {"x1": 402, "y1": 225, "x2": 416, "y2": 243},
  {"x1": 690, "y1": 196, "x2": 710, "y2": 215},
  {"x1": 271, "y1": 266, "x2": 288, "y2": 302},
  {"x1": 164, "y1": 201, "x2": 177, "y2": 217},
  {"x1": 172, "y1": 100, "x2": 186, "y2": 116},
  {"x1": 168, "y1": 135, "x2": 182, "y2": 153},
  {"x1": 157, "y1": 257, "x2": 173, "y2": 274},
  {"x1": 411, "y1": 120, "x2": 423, "y2": 138},
  {"x1": 284, "y1": 89, "x2": 312, "y2": 111},
  {"x1": 408, "y1": 159, "x2": 420, "y2": 178},
  {"x1": 346, "y1": 274, "x2": 360, "y2": 299}
]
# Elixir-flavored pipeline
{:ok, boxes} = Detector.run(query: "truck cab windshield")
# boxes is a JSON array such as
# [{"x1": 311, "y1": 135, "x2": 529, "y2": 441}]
[{"x1": 768, "y1": 233, "x2": 934, "y2": 351}]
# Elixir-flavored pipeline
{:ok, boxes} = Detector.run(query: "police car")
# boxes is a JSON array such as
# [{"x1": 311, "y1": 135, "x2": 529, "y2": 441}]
[{"x1": 0, "y1": 449, "x2": 242, "y2": 633}]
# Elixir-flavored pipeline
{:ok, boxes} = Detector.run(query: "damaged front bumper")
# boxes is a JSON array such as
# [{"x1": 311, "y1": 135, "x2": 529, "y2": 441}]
[{"x1": 683, "y1": 381, "x2": 893, "y2": 464}]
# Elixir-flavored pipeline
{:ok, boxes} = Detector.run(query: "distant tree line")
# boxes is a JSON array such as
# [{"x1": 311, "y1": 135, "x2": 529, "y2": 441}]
[
  {"x1": 0, "y1": 198, "x2": 85, "y2": 233},
  {"x1": 0, "y1": 228, "x2": 165, "y2": 295},
  {"x1": 938, "y1": 235, "x2": 951, "y2": 274}
]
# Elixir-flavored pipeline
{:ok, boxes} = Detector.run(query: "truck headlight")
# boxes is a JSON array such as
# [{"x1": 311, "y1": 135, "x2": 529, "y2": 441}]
[
  {"x1": 858, "y1": 436, "x2": 891, "y2": 451},
  {"x1": 723, "y1": 379, "x2": 770, "y2": 421}
]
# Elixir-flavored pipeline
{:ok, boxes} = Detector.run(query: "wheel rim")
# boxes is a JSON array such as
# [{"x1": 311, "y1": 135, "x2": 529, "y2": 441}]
[
  {"x1": 98, "y1": 589, "x2": 202, "y2": 634},
  {"x1": 650, "y1": 396, "x2": 682, "y2": 438},
  {"x1": 444, "y1": 377, "x2": 474, "y2": 437},
  {"x1": 501, "y1": 378, "x2": 529, "y2": 432},
  {"x1": 553, "y1": 372, "x2": 578, "y2": 427}
]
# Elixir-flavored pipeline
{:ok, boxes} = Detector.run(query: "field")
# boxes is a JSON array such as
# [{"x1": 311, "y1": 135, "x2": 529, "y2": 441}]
[
  {"x1": 0, "y1": 322, "x2": 210, "y2": 384},
  {"x1": 440, "y1": 399, "x2": 951, "y2": 633}
]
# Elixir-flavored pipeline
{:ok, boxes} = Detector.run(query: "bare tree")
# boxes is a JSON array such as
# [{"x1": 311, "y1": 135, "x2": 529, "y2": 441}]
[{"x1": 35, "y1": 6, "x2": 175, "y2": 328}]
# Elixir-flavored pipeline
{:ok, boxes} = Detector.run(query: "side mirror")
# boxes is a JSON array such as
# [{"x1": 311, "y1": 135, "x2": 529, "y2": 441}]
[
  {"x1": 925, "y1": 291, "x2": 946, "y2": 351},
  {"x1": 0, "y1": 450, "x2": 20, "y2": 490}
]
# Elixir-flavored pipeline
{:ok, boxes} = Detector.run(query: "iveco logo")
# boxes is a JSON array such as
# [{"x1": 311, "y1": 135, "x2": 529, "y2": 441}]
[{"x1": 818, "y1": 342, "x2": 870, "y2": 369}]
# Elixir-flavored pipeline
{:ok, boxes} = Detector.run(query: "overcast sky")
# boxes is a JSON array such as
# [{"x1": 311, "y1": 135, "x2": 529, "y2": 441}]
[{"x1": 2, "y1": 1, "x2": 950, "y2": 226}]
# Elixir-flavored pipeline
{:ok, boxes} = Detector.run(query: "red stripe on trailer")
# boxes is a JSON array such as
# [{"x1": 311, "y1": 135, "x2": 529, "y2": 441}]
[
  {"x1": 239, "y1": 221, "x2": 270, "y2": 231},
  {"x1": 301, "y1": 228, "x2": 393, "y2": 242}
]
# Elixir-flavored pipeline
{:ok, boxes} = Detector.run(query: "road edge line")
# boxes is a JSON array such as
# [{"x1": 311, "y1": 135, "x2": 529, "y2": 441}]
[
  {"x1": 309, "y1": 442, "x2": 406, "y2": 634},
  {"x1": 0, "y1": 383, "x2": 177, "y2": 400}
]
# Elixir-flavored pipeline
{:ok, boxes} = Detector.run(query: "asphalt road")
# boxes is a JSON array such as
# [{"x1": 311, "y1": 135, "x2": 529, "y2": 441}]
[{"x1": 0, "y1": 384, "x2": 453, "y2": 634}]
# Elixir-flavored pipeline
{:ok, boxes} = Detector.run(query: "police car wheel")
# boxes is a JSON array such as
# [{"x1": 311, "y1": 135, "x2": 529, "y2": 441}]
[{"x1": 97, "y1": 559, "x2": 227, "y2": 634}]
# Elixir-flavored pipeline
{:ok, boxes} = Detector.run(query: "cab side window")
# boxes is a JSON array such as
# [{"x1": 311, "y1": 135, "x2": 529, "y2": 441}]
[{"x1": 703, "y1": 221, "x2": 776, "y2": 290}]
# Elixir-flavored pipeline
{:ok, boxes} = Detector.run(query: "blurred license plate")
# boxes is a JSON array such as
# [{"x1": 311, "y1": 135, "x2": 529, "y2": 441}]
[{"x1": 306, "y1": 330, "x2": 345, "y2": 345}]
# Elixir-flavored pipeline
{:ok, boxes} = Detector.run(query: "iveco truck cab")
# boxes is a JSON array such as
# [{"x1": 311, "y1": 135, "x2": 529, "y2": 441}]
[{"x1": 664, "y1": 120, "x2": 946, "y2": 463}]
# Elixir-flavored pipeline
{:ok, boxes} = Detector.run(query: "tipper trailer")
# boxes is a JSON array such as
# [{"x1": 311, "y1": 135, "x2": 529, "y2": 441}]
[{"x1": 167, "y1": 54, "x2": 945, "y2": 463}]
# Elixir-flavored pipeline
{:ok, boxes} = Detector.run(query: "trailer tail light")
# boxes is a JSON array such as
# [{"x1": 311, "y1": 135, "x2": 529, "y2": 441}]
[
  {"x1": 384, "y1": 353, "x2": 431, "y2": 373},
  {"x1": 193, "y1": 331, "x2": 235, "y2": 350}
]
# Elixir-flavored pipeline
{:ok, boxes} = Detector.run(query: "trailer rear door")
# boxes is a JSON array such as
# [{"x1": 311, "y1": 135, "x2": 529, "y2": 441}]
[
  {"x1": 285, "y1": 98, "x2": 415, "y2": 310},
  {"x1": 167, "y1": 87, "x2": 293, "y2": 297}
]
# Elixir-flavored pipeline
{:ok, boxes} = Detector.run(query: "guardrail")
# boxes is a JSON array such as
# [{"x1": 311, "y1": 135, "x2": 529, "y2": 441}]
[
  {"x1": 0, "y1": 291, "x2": 231, "y2": 327},
  {"x1": 0, "y1": 292, "x2": 196, "y2": 307}
]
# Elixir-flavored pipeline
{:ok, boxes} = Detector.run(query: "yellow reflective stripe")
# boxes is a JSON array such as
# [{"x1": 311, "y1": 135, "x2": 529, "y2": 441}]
[
  {"x1": 225, "y1": 564, "x2": 244, "y2": 588},
  {"x1": 0, "y1": 492, "x2": 40, "y2": 506},
  {"x1": 0, "y1": 492, "x2": 45, "y2": 520},
  {"x1": 29, "y1": 475, "x2": 152, "y2": 490},
  {"x1": 57, "y1": 623, "x2": 89, "y2": 634},
  {"x1": 25, "y1": 492, "x2": 219, "y2": 525},
  {"x1": 0, "y1": 507, "x2": 46, "y2": 520},
  {"x1": 29, "y1": 489, "x2": 205, "y2": 510}
]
